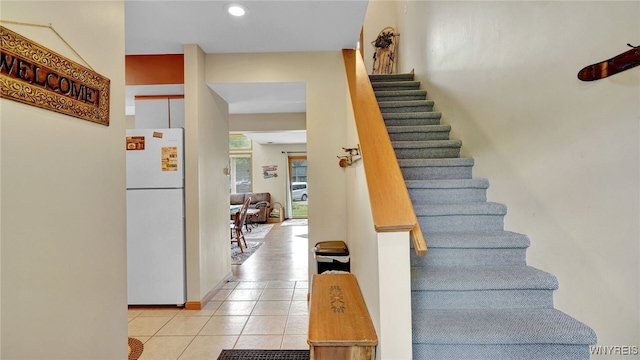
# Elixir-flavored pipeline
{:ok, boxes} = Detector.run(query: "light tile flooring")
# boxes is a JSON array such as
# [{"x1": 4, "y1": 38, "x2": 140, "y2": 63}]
[{"x1": 128, "y1": 222, "x2": 309, "y2": 360}]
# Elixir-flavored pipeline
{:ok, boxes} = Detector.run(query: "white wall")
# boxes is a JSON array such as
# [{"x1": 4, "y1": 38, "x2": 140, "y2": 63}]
[
  {"x1": 184, "y1": 45, "x2": 232, "y2": 303},
  {"x1": 251, "y1": 143, "x2": 307, "y2": 211},
  {"x1": 206, "y1": 52, "x2": 349, "y2": 281},
  {"x1": 344, "y1": 101, "x2": 414, "y2": 360},
  {"x1": 363, "y1": 1, "x2": 398, "y2": 75},
  {"x1": 380, "y1": 0, "x2": 639, "y2": 353},
  {"x1": 0, "y1": 1, "x2": 128, "y2": 358}
]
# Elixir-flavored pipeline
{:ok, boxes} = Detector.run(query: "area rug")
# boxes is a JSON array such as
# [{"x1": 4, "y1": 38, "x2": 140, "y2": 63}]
[
  {"x1": 231, "y1": 241, "x2": 263, "y2": 265},
  {"x1": 243, "y1": 224, "x2": 274, "y2": 240},
  {"x1": 128, "y1": 338, "x2": 143, "y2": 360},
  {"x1": 280, "y1": 219, "x2": 308, "y2": 226},
  {"x1": 217, "y1": 349, "x2": 309, "y2": 360}
]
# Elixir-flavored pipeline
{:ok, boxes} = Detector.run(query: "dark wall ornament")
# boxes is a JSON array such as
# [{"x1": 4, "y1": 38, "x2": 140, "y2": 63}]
[
  {"x1": 0, "y1": 25, "x2": 110, "y2": 126},
  {"x1": 577, "y1": 43, "x2": 640, "y2": 82},
  {"x1": 371, "y1": 26, "x2": 399, "y2": 75}
]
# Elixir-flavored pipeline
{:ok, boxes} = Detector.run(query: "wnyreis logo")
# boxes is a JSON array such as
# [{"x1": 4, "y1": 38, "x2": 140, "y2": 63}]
[{"x1": 590, "y1": 346, "x2": 639, "y2": 356}]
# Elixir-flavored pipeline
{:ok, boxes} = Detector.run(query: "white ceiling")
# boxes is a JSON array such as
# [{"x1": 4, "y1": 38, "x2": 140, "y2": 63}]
[
  {"x1": 124, "y1": 1, "x2": 367, "y2": 55},
  {"x1": 124, "y1": 0, "x2": 368, "y2": 144}
]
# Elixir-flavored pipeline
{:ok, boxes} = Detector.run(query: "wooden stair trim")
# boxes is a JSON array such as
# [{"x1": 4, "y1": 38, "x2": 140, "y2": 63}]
[
  {"x1": 342, "y1": 49, "x2": 428, "y2": 256},
  {"x1": 342, "y1": 49, "x2": 414, "y2": 232}
]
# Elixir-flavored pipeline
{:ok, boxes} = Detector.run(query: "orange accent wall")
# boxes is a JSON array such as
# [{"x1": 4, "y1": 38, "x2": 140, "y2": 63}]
[
  {"x1": 134, "y1": 95, "x2": 185, "y2": 100},
  {"x1": 125, "y1": 54, "x2": 184, "y2": 85}
]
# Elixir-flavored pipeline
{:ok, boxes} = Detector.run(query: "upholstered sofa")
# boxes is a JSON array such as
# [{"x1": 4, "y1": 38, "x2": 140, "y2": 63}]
[{"x1": 230, "y1": 192, "x2": 271, "y2": 223}]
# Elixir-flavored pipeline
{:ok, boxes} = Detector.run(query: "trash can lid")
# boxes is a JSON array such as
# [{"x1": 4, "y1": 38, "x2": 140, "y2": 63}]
[{"x1": 314, "y1": 241, "x2": 349, "y2": 256}]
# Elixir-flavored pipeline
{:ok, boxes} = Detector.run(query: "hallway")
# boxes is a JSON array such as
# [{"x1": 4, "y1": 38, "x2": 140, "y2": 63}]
[{"x1": 127, "y1": 222, "x2": 309, "y2": 359}]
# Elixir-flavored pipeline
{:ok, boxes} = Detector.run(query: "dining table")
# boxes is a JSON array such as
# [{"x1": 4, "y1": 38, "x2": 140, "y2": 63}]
[{"x1": 230, "y1": 204, "x2": 259, "y2": 231}]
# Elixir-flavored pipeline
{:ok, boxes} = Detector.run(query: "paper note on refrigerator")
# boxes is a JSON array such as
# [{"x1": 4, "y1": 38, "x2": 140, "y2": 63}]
[
  {"x1": 126, "y1": 136, "x2": 145, "y2": 150},
  {"x1": 162, "y1": 146, "x2": 178, "y2": 171}
]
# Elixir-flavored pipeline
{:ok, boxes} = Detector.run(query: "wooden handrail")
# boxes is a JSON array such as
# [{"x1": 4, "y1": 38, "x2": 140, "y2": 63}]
[{"x1": 343, "y1": 49, "x2": 427, "y2": 256}]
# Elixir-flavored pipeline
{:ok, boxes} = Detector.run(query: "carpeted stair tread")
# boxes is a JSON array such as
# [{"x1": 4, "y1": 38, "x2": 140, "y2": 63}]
[
  {"x1": 412, "y1": 308, "x2": 597, "y2": 345},
  {"x1": 387, "y1": 125, "x2": 451, "y2": 134},
  {"x1": 399, "y1": 158, "x2": 475, "y2": 180},
  {"x1": 411, "y1": 265, "x2": 559, "y2": 291},
  {"x1": 371, "y1": 81, "x2": 420, "y2": 91},
  {"x1": 369, "y1": 73, "x2": 415, "y2": 82},
  {"x1": 416, "y1": 231, "x2": 530, "y2": 249},
  {"x1": 378, "y1": 99, "x2": 434, "y2": 108},
  {"x1": 383, "y1": 112, "x2": 442, "y2": 127},
  {"x1": 406, "y1": 178, "x2": 489, "y2": 190},
  {"x1": 399, "y1": 157, "x2": 474, "y2": 168},
  {"x1": 414, "y1": 202, "x2": 507, "y2": 216},
  {"x1": 388, "y1": 125, "x2": 452, "y2": 141},
  {"x1": 407, "y1": 178, "x2": 490, "y2": 204},
  {"x1": 411, "y1": 289, "x2": 554, "y2": 310},
  {"x1": 393, "y1": 139, "x2": 462, "y2": 149},
  {"x1": 382, "y1": 111, "x2": 441, "y2": 120},
  {"x1": 375, "y1": 89, "x2": 428, "y2": 101},
  {"x1": 413, "y1": 344, "x2": 592, "y2": 360},
  {"x1": 411, "y1": 231, "x2": 530, "y2": 267},
  {"x1": 371, "y1": 72, "x2": 597, "y2": 356}
]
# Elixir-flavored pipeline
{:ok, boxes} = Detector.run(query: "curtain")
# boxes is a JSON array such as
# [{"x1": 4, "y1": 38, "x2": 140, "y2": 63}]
[{"x1": 283, "y1": 152, "x2": 293, "y2": 220}]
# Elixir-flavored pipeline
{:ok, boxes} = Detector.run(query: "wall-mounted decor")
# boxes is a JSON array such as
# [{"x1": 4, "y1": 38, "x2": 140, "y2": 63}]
[
  {"x1": 372, "y1": 26, "x2": 399, "y2": 75},
  {"x1": 578, "y1": 43, "x2": 640, "y2": 81},
  {"x1": 262, "y1": 165, "x2": 278, "y2": 179},
  {"x1": 337, "y1": 145, "x2": 362, "y2": 168},
  {"x1": 0, "y1": 25, "x2": 110, "y2": 125}
]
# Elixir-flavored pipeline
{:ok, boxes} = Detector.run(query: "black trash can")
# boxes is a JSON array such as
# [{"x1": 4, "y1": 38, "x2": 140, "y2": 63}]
[{"x1": 313, "y1": 241, "x2": 350, "y2": 273}]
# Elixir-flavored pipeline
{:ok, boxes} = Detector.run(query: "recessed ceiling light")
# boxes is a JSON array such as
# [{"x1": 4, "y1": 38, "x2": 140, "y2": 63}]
[{"x1": 226, "y1": 3, "x2": 247, "y2": 17}]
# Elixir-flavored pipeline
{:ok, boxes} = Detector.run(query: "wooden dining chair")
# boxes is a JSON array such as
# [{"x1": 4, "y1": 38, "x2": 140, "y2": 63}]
[{"x1": 231, "y1": 196, "x2": 251, "y2": 252}]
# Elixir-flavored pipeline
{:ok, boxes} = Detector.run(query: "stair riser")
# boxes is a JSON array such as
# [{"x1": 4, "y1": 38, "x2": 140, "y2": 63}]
[
  {"x1": 385, "y1": 118, "x2": 441, "y2": 127},
  {"x1": 411, "y1": 289, "x2": 554, "y2": 310},
  {"x1": 389, "y1": 132, "x2": 450, "y2": 142},
  {"x1": 395, "y1": 148, "x2": 461, "y2": 159},
  {"x1": 418, "y1": 215, "x2": 504, "y2": 232},
  {"x1": 372, "y1": 83, "x2": 420, "y2": 91},
  {"x1": 413, "y1": 344, "x2": 591, "y2": 360},
  {"x1": 412, "y1": 248, "x2": 526, "y2": 266},
  {"x1": 370, "y1": 75, "x2": 415, "y2": 82},
  {"x1": 409, "y1": 187, "x2": 487, "y2": 204},
  {"x1": 376, "y1": 94, "x2": 426, "y2": 101},
  {"x1": 400, "y1": 166, "x2": 473, "y2": 180},
  {"x1": 380, "y1": 104, "x2": 434, "y2": 113}
]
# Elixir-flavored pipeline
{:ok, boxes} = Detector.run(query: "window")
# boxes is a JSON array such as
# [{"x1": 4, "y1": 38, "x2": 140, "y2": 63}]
[
  {"x1": 229, "y1": 134, "x2": 252, "y2": 150},
  {"x1": 288, "y1": 156, "x2": 308, "y2": 218},
  {"x1": 229, "y1": 134, "x2": 252, "y2": 193},
  {"x1": 290, "y1": 159, "x2": 307, "y2": 183}
]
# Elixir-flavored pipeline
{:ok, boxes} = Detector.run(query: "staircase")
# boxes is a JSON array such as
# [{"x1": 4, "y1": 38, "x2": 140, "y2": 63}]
[{"x1": 370, "y1": 73, "x2": 597, "y2": 359}]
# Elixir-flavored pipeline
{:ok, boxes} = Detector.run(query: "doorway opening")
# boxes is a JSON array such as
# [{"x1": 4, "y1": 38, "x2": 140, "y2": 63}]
[{"x1": 288, "y1": 155, "x2": 307, "y2": 219}]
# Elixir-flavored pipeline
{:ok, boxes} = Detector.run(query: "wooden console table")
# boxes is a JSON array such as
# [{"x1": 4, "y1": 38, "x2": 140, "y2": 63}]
[{"x1": 308, "y1": 273, "x2": 378, "y2": 360}]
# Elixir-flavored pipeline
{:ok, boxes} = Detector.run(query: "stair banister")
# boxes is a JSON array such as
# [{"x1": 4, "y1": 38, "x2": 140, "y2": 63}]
[{"x1": 342, "y1": 49, "x2": 427, "y2": 257}]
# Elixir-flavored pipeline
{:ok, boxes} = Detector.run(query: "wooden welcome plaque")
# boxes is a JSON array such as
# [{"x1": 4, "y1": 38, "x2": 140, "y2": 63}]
[{"x1": 0, "y1": 26, "x2": 110, "y2": 126}]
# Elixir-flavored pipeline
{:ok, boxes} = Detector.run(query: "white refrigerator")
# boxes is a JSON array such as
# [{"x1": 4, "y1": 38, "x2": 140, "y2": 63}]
[{"x1": 126, "y1": 128, "x2": 185, "y2": 305}]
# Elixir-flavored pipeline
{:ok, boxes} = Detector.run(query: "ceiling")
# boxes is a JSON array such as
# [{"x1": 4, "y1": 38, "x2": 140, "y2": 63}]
[{"x1": 124, "y1": 0, "x2": 369, "y2": 144}]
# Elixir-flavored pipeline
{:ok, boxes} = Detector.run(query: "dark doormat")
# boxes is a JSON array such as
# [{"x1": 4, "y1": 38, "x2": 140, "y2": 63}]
[{"x1": 217, "y1": 349, "x2": 309, "y2": 360}]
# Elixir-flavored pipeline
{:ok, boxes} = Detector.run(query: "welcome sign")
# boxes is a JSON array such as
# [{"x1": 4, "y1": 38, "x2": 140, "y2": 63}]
[{"x1": 0, "y1": 26, "x2": 110, "y2": 125}]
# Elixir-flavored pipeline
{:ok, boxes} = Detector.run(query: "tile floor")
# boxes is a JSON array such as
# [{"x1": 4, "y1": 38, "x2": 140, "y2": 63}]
[{"x1": 128, "y1": 222, "x2": 309, "y2": 360}]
